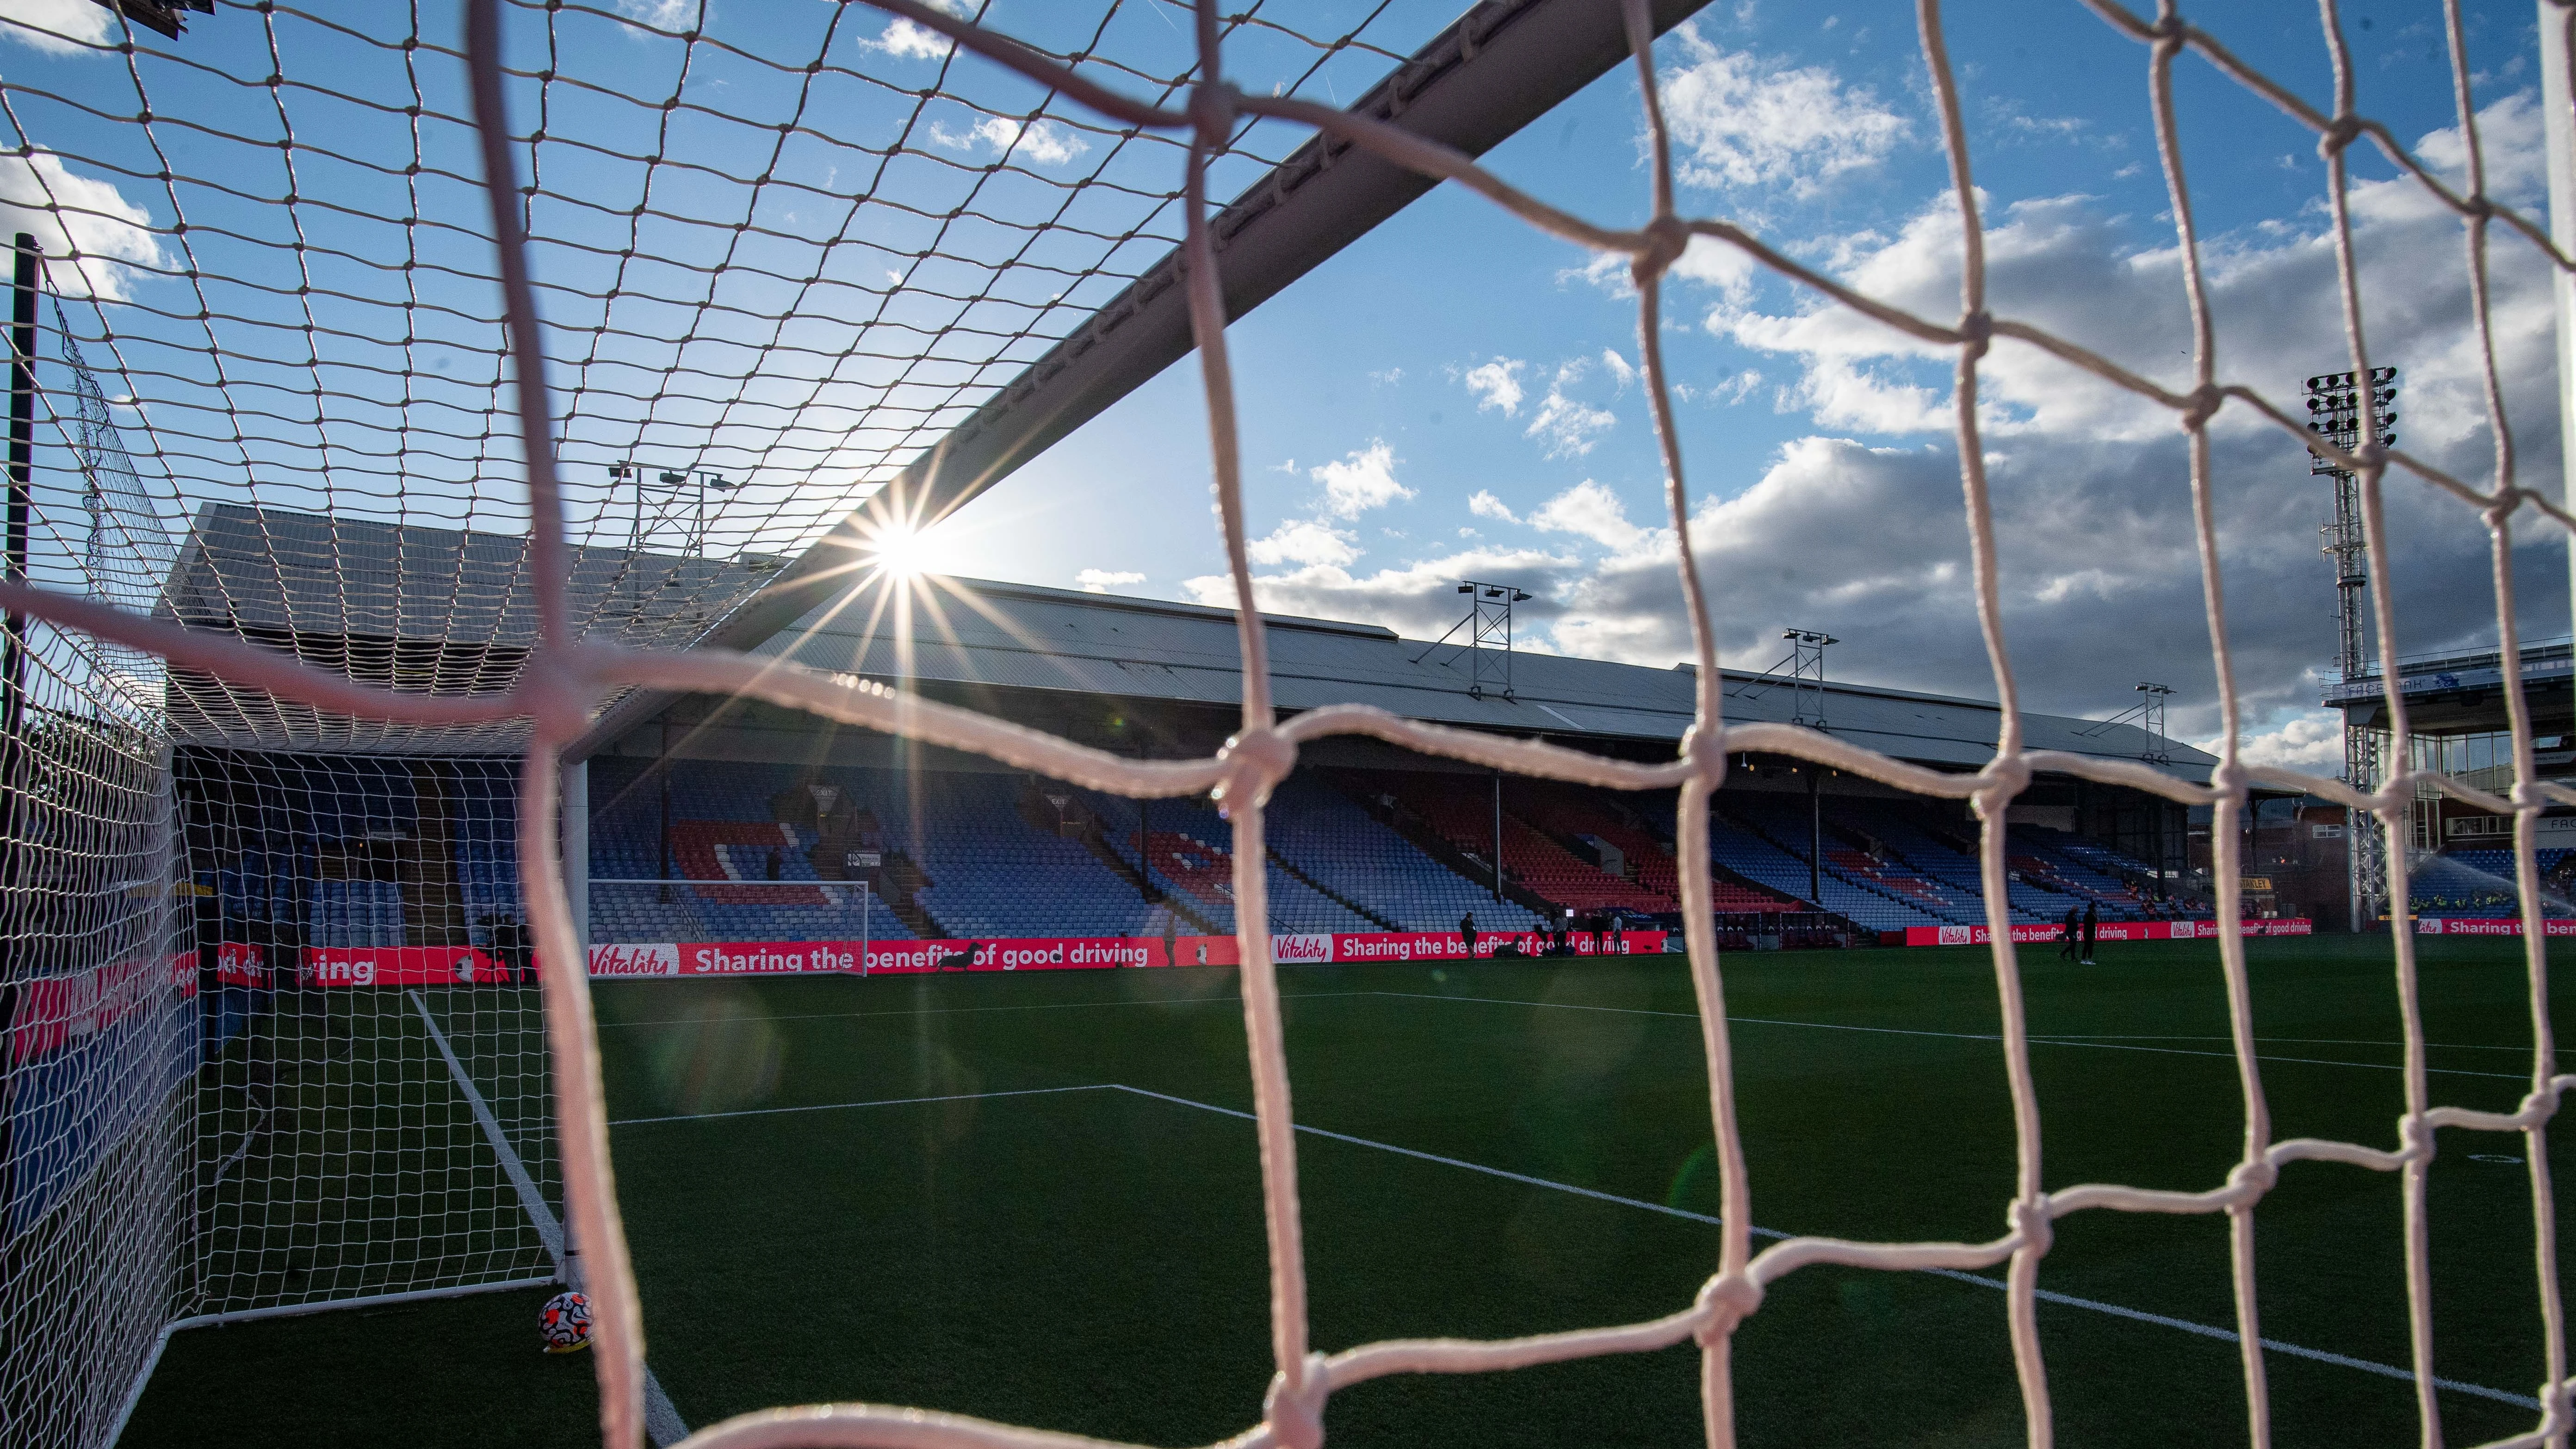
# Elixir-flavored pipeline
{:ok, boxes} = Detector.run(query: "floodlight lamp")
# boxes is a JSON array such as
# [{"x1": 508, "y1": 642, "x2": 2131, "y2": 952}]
[
  {"x1": 658, "y1": 471, "x2": 687, "y2": 486},
  {"x1": 1457, "y1": 583, "x2": 1474, "y2": 594},
  {"x1": 1511, "y1": 589, "x2": 1531, "y2": 602}
]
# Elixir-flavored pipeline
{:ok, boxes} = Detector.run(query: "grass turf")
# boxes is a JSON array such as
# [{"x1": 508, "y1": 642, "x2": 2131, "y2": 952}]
[{"x1": 122, "y1": 935, "x2": 2570, "y2": 1448}]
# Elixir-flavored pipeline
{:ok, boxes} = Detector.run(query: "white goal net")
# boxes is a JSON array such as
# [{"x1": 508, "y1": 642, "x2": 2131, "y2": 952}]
[{"x1": 0, "y1": 0, "x2": 2569, "y2": 1446}]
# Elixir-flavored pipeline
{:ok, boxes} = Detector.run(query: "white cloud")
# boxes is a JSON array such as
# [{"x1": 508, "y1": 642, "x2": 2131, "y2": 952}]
[
  {"x1": 1369, "y1": 366, "x2": 1404, "y2": 385},
  {"x1": 612, "y1": 0, "x2": 692, "y2": 28},
  {"x1": 2227, "y1": 711, "x2": 2346, "y2": 770},
  {"x1": 1468, "y1": 490, "x2": 1519, "y2": 524},
  {"x1": 0, "y1": 0, "x2": 112, "y2": 53},
  {"x1": 1312, "y1": 441, "x2": 1412, "y2": 518},
  {"x1": 1712, "y1": 368, "x2": 1764, "y2": 404},
  {"x1": 1660, "y1": 24, "x2": 1910, "y2": 196},
  {"x1": 1075, "y1": 569, "x2": 1144, "y2": 594},
  {"x1": 1530, "y1": 480, "x2": 1650, "y2": 552},
  {"x1": 1245, "y1": 518, "x2": 1359, "y2": 568},
  {"x1": 1601, "y1": 348, "x2": 1637, "y2": 391},
  {"x1": 864, "y1": 0, "x2": 971, "y2": 57},
  {"x1": 0, "y1": 153, "x2": 167, "y2": 302},
  {"x1": 1461, "y1": 357, "x2": 1526, "y2": 416},
  {"x1": 1513, "y1": 92, "x2": 2566, "y2": 732},
  {"x1": 927, "y1": 116, "x2": 1090, "y2": 166},
  {"x1": 1526, "y1": 371, "x2": 1617, "y2": 458},
  {"x1": 1181, "y1": 545, "x2": 1583, "y2": 641}
]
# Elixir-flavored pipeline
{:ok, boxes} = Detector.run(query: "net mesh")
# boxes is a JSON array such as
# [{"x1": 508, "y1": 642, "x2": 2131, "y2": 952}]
[
  {"x1": 177, "y1": 749, "x2": 557, "y2": 1322},
  {"x1": 0, "y1": 0, "x2": 1440, "y2": 753},
  {"x1": 0, "y1": 0, "x2": 2570, "y2": 1446}
]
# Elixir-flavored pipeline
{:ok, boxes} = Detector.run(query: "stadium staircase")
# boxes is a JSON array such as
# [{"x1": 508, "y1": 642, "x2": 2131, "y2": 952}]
[
  {"x1": 1080, "y1": 788, "x2": 1379, "y2": 934},
  {"x1": 1847, "y1": 815, "x2": 2066, "y2": 924},
  {"x1": 1332, "y1": 773, "x2": 1567, "y2": 925},
  {"x1": 1719, "y1": 800, "x2": 1972, "y2": 930},
  {"x1": 1266, "y1": 848, "x2": 1399, "y2": 931},
  {"x1": 1021, "y1": 786, "x2": 1220, "y2": 936},
  {"x1": 400, "y1": 761, "x2": 471, "y2": 946},
  {"x1": 1268, "y1": 774, "x2": 1542, "y2": 933}
]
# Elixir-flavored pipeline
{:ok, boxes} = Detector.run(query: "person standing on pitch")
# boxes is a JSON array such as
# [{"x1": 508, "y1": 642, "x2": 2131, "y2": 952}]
[
  {"x1": 2081, "y1": 901, "x2": 2100, "y2": 965},
  {"x1": 1459, "y1": 910, "x2": 1479, "y2": 960},
  {"x1": 2058, "y1": 904, "x2": 2081, "y2": 962},
  {"x1": 1164, "y1": 908, "x2": 1181, "y2": 969}
]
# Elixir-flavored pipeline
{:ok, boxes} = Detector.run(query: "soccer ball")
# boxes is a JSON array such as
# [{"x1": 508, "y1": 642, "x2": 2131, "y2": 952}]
[{"x1": 539, "y1": 1290, "x2": 592, "y2": 1353}]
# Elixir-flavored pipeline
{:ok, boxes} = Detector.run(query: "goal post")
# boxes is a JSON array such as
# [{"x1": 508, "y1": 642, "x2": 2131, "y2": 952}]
[{"x1": 0, "y1": 0, "x2": 2565, "y2": 1445}]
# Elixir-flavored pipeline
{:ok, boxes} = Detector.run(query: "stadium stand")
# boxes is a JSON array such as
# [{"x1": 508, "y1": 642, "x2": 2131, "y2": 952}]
[
  {"x1": 1346, "y1": 770, "x2": 1675, "y2": 916},
  {"x1": 567, "y1": 757, "x2": 2230, "y2": 944},
  {"x1": 1075, "y1": 788, "x2": 1379, "y2": 935},
  {"x1": 1718, "y1": 797, "x2": 1972, "y2": 930},
  {"x1": 2006, "y1": 824, "x2": 2161, "y2": 916},
  {"x1": 2413, "y1": 847, "x2": 2573, "y2": 919},
  {"x1": 587, "y1": 757, "x2": 916, "y2": 943},
  {"x1": 1262, "y1": 774, "x2": 1547, "y2": 934},
  {"x1": 1855, "y1": 811, "x2": 2088, "y2": 923}
]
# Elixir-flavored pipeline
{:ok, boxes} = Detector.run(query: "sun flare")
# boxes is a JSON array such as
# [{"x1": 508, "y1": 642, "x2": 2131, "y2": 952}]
[{"x1": 868, "y1": 524, "x2": 935, "y2": 581}]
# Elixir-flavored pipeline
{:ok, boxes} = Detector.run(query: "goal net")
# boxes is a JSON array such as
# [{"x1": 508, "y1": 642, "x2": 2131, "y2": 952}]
[{"x1": 0, "y1": 0, "x2": 2566, "y2": 1447}]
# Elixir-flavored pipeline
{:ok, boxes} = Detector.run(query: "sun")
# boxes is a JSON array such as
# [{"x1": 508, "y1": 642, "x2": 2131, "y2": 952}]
[{"x1": 868, "y1": 523, "x2": 935, "y2": 581}]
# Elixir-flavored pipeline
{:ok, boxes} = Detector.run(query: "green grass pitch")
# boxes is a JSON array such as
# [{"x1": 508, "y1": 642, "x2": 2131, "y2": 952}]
[{"x1": 124, "y1": 935, "x2": 2569, "y2": 1448}]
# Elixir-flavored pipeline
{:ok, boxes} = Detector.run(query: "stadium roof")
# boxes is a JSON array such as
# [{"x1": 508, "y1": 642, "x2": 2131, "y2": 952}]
[
  {"x1": 748, "y1": 572, "x2": 2217, "y2": 780},
  {"x1": 158, "y1": 502, "x2": 780, "y2": 750},
  {"x1": 156, "y1": 504, "x2": 2214, "y2": 779}
]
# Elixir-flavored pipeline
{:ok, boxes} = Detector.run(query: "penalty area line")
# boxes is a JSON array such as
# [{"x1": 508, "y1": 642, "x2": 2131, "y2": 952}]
[
  {"x1": 1370, "y1": 991, "x2": 2530, "y2": 1080},
  {"x1": 1105, "y1": 1084, "x2": 2538, "y2": 1411}
]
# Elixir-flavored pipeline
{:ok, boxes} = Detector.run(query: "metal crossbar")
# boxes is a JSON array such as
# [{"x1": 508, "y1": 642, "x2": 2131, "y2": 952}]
[{"x1": 6, "y1": 0, "x2": 2576, "y2": 1446}]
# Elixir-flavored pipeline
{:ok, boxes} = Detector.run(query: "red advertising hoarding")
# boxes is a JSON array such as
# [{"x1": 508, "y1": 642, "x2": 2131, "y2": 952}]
[
  {"x1": 298, "y1": 945, "x2": 517, "y2": 986},
  {"x1": 1901, "y1": 919, "x2": 2312, "y2": 947},
  {"x1": 585, "y1": 929, "x2": 1672, "y2": 979},
  {"x1": 11, "y1": 951, "x2": 197, "y2": 1064},
  {"x1": 2413, "y1": 917, "x2": 2576, "y2": 937},
  {"x1": 214, "y1": 942, "x2": 269, "y2": 988}
]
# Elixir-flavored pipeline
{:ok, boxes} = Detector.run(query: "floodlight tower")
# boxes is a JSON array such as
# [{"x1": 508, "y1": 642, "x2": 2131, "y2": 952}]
[
  {"x1": 1783, "y1": 629, "x2": 1836, "y2": 730},
  {"x1": 2304, "y1": 367, "x2": 2397, "y2": 927},
  {"x1": 609, "y1": 462, "x2": 737, "y2": 557},
  {"x1": 2134, "y1": 682, "x2": 2173, "y2": 765},
  {"x1": 1414, "y1": 580, "x2": 1533, "y2": 700}
]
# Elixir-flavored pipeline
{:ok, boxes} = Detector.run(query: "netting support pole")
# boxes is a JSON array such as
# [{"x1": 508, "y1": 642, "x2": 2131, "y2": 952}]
[
  {"x1": 1491, "y1": 768, "x2": 1503, "y2": 902},
  {"x1": 0, "y1": 234, "x2": 32, "y2": 935},
  {"x1": 2544, "y1": 0, "x2": 2576, "y2": 656},
  {"x1": 564, "y1": 755, "x2": 589, "y2": 947}
]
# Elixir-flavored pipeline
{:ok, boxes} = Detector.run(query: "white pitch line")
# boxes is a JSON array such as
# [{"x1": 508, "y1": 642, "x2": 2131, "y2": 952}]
[
  {"x1": 614, "y1": 1077, "x2": 2539, "y2": 1409},
  {"x1": 2040, "y1": 1034, "x2": 2534, "y2": 1053},
  {"x1": 1370, "y1": 991, "x2": 2531, "y2": 1080},
  {"x1": 412, "y1": 993, "x2": 691, "y2": 1445},
  {"x1": 607, "y1": 1084, "x2": 1113, "y2": 1127},
  {"x1": 596, "y1": 991, "x2": 1382, "y2": 1031},
  {"x1": 1102, "y1": 1085, "x2": 2538, "y2": 1410}
]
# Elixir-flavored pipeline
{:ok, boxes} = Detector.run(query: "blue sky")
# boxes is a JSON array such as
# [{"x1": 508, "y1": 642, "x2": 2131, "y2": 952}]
[
  {"x1": 917, "y1": 0, "x2": 2563, "y2": 768},
  {"x1": 0, "y1": 0, "x2": 2558, "y2": 769}
]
